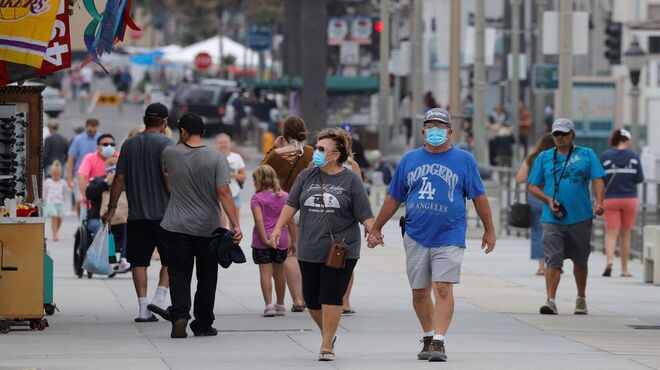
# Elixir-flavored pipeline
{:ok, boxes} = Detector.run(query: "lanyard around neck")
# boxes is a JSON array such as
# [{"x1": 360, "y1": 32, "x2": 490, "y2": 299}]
[{"x1": 552, "y1": 146, "x2": 574, "y2": 199}]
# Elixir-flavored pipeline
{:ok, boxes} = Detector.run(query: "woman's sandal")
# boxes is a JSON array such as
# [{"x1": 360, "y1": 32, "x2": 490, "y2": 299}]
[
  {"x1": 602, "y1": 266, "x2": 612, "y2": 277},
  {"x1": 535, "y1": 268, "x2": 545, "y2": 276},
  {"x1": 291, "y1": 304, "x2": 306, "y2": 312},
  {"x1": 318, "y1": 349, "x2": 335, "y2": 361},
  {"x1": 621, "y1": 272, "x2": 633, "y2": 277}
]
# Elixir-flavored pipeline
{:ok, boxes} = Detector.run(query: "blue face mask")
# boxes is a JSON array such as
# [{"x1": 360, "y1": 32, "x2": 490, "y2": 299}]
[
  {"x1": 101, "y1": 145, "x2": 115, "y2": 158},
  {"x1": 312, "y1": 149, "x2": 328, "y2": 167},
  {"x1": 424, "y1": 127, "x2": 449, "y2": 147}
]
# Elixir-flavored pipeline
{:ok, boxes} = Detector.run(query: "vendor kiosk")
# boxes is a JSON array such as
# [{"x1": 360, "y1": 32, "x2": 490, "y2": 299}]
[{"x1": 0, "y1": 85, "x2": 51, "y2": 333}]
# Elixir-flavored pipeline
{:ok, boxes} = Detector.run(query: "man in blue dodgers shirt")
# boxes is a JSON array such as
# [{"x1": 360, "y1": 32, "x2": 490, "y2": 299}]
[
  {"x1": 368, "y1": 108, "x2": 496, "y2": 363},
  {"x1": 528, "y1": 118, "x2": 605, "y2": 316}
]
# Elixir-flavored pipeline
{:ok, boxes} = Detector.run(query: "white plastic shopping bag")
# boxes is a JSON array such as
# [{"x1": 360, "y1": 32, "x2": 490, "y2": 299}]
[{"x1": 82, "y1": 223, "x2": 112, "y2": 275}]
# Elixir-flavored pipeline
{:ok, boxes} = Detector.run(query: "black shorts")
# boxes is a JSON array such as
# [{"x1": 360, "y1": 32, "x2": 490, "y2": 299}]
[
  {"x1": 298, "y1": 259, "x2": 357, "y2": 310},
  {"x1": 252, "y1": 248, "x2": 288, "y2": 264},
  {"x1": 126, "y1": 219, "x2": 169, "y2": 267}
]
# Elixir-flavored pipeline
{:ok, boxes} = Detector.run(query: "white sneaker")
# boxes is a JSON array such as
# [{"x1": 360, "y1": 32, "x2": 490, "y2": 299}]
[
  {"x1": 117, "y1": 259, "x2": 131, "y2": 273},
  {"x1": 262, "y1": 304, "x2": 276, "y2": 317}
]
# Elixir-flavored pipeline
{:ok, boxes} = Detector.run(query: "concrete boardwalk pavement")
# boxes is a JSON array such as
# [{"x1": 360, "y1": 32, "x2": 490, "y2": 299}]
[{"x1": 2, "y1": 147, "x2": 660, "y2": 369}]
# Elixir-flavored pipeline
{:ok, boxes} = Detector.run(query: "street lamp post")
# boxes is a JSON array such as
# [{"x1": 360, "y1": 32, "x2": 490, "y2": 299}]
[{"x1": 624, "y1": 37, "x2": 647, "y2": 151}]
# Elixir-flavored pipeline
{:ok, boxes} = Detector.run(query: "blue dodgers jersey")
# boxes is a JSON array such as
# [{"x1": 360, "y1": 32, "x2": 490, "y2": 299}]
[
  {"x1": 528, "y1": 145, "x2": 606, "y2": 225},
  {"x1": 388, "y1": 147, "x2": 485, "y2": 248}
]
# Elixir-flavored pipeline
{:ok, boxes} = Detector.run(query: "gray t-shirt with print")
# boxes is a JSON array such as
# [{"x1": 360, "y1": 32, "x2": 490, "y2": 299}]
[
  {"x1": 160, "y1": 143, "x2": 230, "y2": 237},
  {"x1": 287, "y1": 167, "x2": 373, "y2": 263}
]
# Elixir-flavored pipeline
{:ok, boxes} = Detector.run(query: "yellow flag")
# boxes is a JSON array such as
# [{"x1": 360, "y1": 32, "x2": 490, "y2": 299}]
[{"x1": 0, "y1": 0, "x2": 61, "y2": 68}]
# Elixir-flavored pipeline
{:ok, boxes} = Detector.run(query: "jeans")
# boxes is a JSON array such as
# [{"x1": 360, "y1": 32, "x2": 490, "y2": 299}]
[
  {"x1": 527, "y1": 194, "x2": 544, "y2": 260},
  {"x1": 167, "y1": 231, "x2": 217, "y2": 330}
]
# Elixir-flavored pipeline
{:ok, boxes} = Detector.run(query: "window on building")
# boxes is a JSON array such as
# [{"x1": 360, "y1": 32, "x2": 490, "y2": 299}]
[
  {"x1": 649, "y1": 36, "x2": 660, "y2": 54},
  {"x1": 649, "y1": 4, "x2": 660, "y2": 20}
]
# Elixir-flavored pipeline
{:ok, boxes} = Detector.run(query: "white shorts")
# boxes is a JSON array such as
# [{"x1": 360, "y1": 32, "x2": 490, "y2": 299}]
[{"x1": 403, "y1": 234, "x2": 465, "y2": 289}]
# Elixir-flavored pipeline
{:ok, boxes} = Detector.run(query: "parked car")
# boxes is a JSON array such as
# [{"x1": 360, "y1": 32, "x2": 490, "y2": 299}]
[
  {"x1": 169, "y1": 80, "x2": 238, "y2": 136},
  {"x1": 42, "y1": 86, "x2": 66, "y2": 118}
]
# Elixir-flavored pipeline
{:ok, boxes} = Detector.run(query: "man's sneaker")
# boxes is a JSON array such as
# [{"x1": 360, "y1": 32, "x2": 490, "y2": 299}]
[
  {"x1": 262, "y1": 304, "x2": 276, "y2": 317},
  {"x1": 428, "y1": 340, "x2": 448, "y2": 362},
  {"x1": 417, "y1": 336, "x2": 433, "y2": 360},
  {"x1": 170, "y1": 319, "x2": 188, "y2": 338},
  {"x1": 193, "y1": 327, "x2": 218, "y2": 337},
  {"x1": 574, "y1": 297, "x2": 588, "y2": 315},
  {"x1": 539, "y1": 300, "x2": 558, "y2": 315}
]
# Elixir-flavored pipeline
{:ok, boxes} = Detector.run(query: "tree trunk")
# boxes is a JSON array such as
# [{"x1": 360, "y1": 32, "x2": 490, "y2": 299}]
[
  {"x1": 299, "y1": 0, "x2": 327, "y2": 137},
  {"x1": 283, "y1": 0, "x2": 301, "y2": 77}
]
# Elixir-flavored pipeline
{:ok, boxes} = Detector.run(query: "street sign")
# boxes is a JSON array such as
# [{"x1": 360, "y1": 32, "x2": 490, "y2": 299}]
[
  {"x1": 248, "y1": 25, "x2": 272, "y2": 51},
  {"x1": 340, "y1": 41, "x2": 359, "y2": 65},
  {"x1": 543, "y1": 11, "x2": 589, "y2": 55},
  {"x1": 532, "y1": 63, "x2": 559, "y2": 92},
  {"x1": 351, "y1": 16, "x2": 372, "y2": 45},
  {"x1": 97, "y1": 93, "x2": 121, "y2": 106},
  {"x1": 194, "y1": 52, "x2": 212, "y2": 70},
  {"x1": 328, "y1": 18, "x2": 348, "y2": 45}
]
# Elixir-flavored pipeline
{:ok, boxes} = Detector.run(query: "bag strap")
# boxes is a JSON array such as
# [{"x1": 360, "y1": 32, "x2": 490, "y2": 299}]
[{"x1": 318, "y1": 170, "x2": 335, "y2": 242}]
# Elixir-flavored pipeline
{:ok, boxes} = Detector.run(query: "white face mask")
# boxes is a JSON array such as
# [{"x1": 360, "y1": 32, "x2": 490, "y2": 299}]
[{"x1": 101, "y1": 145, "x2": 115, "y2": 158}]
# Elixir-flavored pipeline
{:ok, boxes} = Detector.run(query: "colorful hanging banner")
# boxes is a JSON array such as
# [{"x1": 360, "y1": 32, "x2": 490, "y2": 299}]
[
  {"x1": 38, "y1": 0, "x2": 71, "y2": 76},
  {"x1": 82, "y1": 0, "x2": 140, "y2": 67},
  {"x1": 0, "y1": 0, "x2": 62, "y2": 68}
]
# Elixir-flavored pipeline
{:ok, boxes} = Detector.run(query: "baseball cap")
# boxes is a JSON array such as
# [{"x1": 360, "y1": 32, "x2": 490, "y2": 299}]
[
  {"x1": 620, "y1": 128, "x2": 632, "y2": 139},
  {"x1": 551, "y1": 118, "x2": 574, "y2": 134},
  {"x1": 177, "y1": 112, "x2": 204, "y2": 134},
  {"x1": 145, "y1": 102, "x2": 169, "y2": 119},
  {"x1": 423, "y1": 108, "x2": 452, "y2": 125}
]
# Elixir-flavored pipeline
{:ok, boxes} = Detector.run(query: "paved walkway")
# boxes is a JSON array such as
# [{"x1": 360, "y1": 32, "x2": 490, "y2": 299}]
[{"x1": 2, "y1": 148, "x2": 660, "y2": 369}]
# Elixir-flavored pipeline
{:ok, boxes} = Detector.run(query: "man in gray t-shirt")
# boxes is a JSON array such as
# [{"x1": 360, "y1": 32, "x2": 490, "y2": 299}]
[
  {"x1": 160, "y1": 112, "x2": 242, "y2": 338},
  {"x1": 104, "y1": 103, "x2": 173, "y2": 323}
]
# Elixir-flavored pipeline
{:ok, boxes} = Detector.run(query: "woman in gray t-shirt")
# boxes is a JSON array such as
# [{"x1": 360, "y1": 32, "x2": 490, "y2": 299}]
[{"x1": 270, "y1": 128, "x2": 376, "y2": 361}]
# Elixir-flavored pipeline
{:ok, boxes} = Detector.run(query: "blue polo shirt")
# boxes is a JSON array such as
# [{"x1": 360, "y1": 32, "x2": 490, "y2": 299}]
[
  {"x1": 388, "y1": 147, "x2": 485, "y2": 248},
  {"x1": 68, "y1": 132, "x2": 100, "y2": 174},
  {"x1": 528, "y1": 145, "x2": 606, "y2": 225}
]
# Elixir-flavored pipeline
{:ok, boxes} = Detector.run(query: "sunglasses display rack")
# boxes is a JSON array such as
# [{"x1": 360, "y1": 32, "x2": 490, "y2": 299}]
[
  {"x1": 0, "y1": 85, "x2": 50, "y2": 335},
  {"x1": 0, "y1": 113, "x2": 29, "y2": 201}
]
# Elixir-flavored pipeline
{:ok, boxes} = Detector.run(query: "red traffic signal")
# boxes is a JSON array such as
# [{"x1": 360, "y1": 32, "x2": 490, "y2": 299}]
[{"x1": 374, "y1": 20, "x2": 383, "y2": 33}]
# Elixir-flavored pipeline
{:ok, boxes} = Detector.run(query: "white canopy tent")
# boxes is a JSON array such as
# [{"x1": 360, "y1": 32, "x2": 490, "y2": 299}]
[{"x1": 161, "y1": 36, "x2": 270, "y2": 67}]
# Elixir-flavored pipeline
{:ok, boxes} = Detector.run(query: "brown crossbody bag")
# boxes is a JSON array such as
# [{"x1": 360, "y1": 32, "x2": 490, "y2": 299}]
[{"x1": 318, "y1": 171, "x2": 348, "y2": 269}]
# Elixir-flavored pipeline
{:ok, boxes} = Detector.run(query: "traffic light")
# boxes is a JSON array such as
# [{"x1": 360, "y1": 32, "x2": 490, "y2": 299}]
[
  {"x1": 371, "y1": 17, "x2": 381, "y2": 60},
  {"x1": 604, "y1": 20, "x2": 622, "y2": 65}
]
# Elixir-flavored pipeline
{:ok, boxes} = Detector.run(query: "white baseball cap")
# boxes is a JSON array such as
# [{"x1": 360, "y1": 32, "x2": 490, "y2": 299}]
[{"x1": 551, "y1": 118, "x2": 575, "y2": 134}]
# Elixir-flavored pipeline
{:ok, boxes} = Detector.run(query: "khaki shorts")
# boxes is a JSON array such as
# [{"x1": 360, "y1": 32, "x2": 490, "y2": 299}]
[{"x1": 403, "y1": 234, "x2": 465, "y2": 289}]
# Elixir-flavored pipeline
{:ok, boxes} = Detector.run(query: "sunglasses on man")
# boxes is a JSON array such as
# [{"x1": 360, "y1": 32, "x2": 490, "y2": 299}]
[
  {"x1": 552, "y1": 131, "x2": 570, "y2": 137},
  {"x1": 100, "y1": 142, "x2": 116, "y2": 147}
]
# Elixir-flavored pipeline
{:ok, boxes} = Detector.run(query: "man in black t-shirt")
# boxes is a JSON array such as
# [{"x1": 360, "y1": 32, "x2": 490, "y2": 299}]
[{"x1": 103, "y1": 103, "x2": 173, "y2": 323}]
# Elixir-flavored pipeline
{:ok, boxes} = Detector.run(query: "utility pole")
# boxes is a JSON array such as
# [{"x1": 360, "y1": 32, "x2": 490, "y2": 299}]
[
  {"x1": 510, "y1": 0, "x2": 521, "y2": 165},
  {"x1": 473, "y1": 0, "x2": 487, "y2": 165},
  {"x1": 379, "y1": 0, "x2": 391, "y2": 153},
  {"x1": 557, "y1": 0, "x2": 573, "y2": 118},
  {"x1": 449, "y1": 0, "x2": 462, "y2": 143},
  {"x1": 412, "y1": 0, "x2": 424, "y2": 147},
  {"x1": 533, "y1": 0, "x2": 548, "y2": 142}
]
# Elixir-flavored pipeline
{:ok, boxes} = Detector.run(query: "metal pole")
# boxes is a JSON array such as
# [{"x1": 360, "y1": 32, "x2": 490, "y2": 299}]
[
  {"x1": 379, "y1": 0, "x2": 391, "y2": 153},
  {"x1": 510, "y1": 0, "x2": 521, "y2": 166},
  {"x1": 473, "y1": 0, "x2": 487, "y2": 164},
  {"x1": 449, "y1": 0, "x2": 462, "y2": 143},
  {"x1": 412, "y1": 0, "x2": 424, "y2": 147},
  {"x1": 631, "y1": 86, "x2": 641, "y2": 151},
  {"x1": 557, "y1": 0, "x2": 573, "y2": 118},
  {"x1": 533, "y1": 0, "x2": 548, "y2": 141}
]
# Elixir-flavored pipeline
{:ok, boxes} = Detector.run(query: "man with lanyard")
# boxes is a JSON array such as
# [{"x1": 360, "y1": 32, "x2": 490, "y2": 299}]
[
  {"x1": 528, "y1": 118, "x2": 605, "y2": 315},
  {"x1": 368, "y1": 108, "x2": 496, "y2": 362}
]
